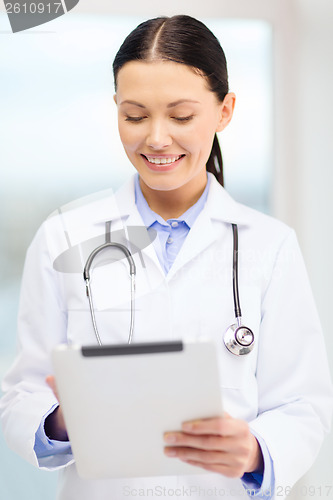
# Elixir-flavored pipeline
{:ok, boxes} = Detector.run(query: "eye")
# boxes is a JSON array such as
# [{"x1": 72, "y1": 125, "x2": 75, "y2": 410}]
[
  {"x1": 125, "y1": 116, "x2": 146, "y2": 123},
  {"x1": 173, "y1": 116, "x2": 194, "y2": 123}
]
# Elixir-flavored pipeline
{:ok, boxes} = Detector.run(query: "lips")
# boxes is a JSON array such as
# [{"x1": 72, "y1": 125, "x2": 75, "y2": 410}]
[
  {"x1": 140, "y1": 154, "x2": 185, "y2": 172},
  {"x1": 141, "y1": 154, "x2": 185, "y2": 165}
]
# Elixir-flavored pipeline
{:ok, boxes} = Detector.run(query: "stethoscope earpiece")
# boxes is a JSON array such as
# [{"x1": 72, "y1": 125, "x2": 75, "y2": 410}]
[{"x1": 224, "y1": 324, "x2": 255, "y2": 356}]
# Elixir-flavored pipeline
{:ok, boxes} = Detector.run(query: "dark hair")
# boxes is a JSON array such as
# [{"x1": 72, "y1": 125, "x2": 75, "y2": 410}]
[{"x1": 113, "y1": 15, "x2": 230, "y2": 187}]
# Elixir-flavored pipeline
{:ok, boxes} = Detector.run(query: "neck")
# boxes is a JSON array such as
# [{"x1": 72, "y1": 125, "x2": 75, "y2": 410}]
[{"x1": 139, "y1": 174, "x2": 207, "y2": 221}]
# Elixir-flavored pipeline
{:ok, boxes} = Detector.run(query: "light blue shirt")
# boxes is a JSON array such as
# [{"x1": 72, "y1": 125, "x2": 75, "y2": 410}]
[
  {"x1": 134, "y1": 173, "x2": 210, "y2": 274},
  {"x1": 34, "y1": 174, "x2": 274, "y2": 497}
]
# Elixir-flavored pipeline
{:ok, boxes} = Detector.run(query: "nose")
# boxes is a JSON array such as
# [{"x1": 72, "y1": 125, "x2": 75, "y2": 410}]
[{"x1": 146, "y1": 119, "x2": 172, "y2": 149}]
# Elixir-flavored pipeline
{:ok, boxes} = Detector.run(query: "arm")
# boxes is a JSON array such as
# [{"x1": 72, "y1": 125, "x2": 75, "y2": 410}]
[
  {"x1": 163, "y1": 230, "x2": 333, "y2": 497},
  {"x1": 0, "y1": 223, "x2": 73, "y2": 469},
  {"x1": 249, "y1": 230, "x2": 333, "y2": 492}
]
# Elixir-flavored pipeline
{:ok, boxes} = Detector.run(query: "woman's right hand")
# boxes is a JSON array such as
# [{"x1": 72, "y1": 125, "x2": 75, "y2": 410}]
[{"x1": 45, "y1": 375, "x2": 68, "y2": 441}]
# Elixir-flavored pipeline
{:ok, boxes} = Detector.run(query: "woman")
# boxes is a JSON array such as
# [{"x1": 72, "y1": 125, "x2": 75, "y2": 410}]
[{"x1": 1, "y1": 15, "x2": 332, "y2": 500}]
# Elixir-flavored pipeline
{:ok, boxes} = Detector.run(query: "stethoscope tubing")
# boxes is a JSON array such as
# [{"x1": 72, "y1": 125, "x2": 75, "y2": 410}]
[
  {"x1": 231, "y1": 223, "x2": 242, "y2": 321},
  {"x1": 83, "y1": 239, "x2": 136, "y2": 346},
  {"x1": 83, "y1": 221, "x2": 254, "y2": 355}
]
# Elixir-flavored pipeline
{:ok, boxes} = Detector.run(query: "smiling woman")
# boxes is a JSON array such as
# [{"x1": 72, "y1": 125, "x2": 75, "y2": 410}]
[{"x1": 1, "y1": 13, "x2": 331, "y2": 500}]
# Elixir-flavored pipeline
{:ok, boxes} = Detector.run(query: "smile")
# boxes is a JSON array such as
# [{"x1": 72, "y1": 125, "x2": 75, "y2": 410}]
[{"x1": 142, "y1": 154, "x2": 184, "y2": 165}]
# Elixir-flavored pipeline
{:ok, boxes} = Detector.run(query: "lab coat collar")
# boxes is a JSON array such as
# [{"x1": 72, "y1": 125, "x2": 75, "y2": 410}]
[
  {"x1": 52, "y1": 173, "x2": 251, "y2": 278},
  {"x1": 204, "y1": 173, "x2": 251, "y2": 226},
  {"x1": 93, "y1": 174, "x2": 252, "y2": 278},
  {"x1": 55, "y1": 173, "x2": 250, "y2": 249},
  {"x1": 103, "y1": 173, "x2": 251, "y2": 226},
  {"x1": 86, "y1": 173, "x2": 250, "y2": 226},
  {"x1": 86, "y1": 176, "x2": 137, "y2": 226},
  {"x1": 111, "y1": 174, "x2": 250, "y2": 279}
]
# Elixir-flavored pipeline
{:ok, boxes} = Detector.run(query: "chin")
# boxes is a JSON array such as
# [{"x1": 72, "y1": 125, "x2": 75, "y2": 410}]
[{"x1": 140, "y1": 174, "x2": 191, "y2": 192}]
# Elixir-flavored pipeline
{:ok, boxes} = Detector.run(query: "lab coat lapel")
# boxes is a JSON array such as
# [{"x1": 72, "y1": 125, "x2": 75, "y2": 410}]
[
  {"x1": 165, "y1": 174, "x2": 250, "y2": 281},
  {"x1": 86, "y1": 174, "x2": 249, "y2": 280},
  {"x1": 88, "y1": 176, "x2": 163, "y2": 274},
  {"x1": 123, "y1": 209, "x2": 163, "y2": 274}
]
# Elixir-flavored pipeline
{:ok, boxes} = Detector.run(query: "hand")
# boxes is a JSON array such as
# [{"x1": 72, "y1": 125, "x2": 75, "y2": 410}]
[
  {"x1": 163, "y1": 413, "x2": 263, "y2": 478},
  {"x1": 45, "y1": 375, "x2": 68, "y2": 441}
]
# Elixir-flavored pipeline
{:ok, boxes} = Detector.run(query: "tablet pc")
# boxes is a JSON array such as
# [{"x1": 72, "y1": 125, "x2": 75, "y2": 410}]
[{"x1": 52, "y1": 340, "x2": 223, "y2": 479}]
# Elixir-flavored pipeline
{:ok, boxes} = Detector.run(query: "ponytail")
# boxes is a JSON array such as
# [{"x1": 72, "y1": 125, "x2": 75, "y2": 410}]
[{"x1": 206, "y1": 134, "x2": 224, "y2": 187}]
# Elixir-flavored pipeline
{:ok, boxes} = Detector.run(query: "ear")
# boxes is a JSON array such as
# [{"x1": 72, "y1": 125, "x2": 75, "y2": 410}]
[
  {"x1": 216, "y1": 93, "x2": 236, "y2": 133},
  {"x1": 113, "y1": 94, "x2": 117, "y2": 105}
]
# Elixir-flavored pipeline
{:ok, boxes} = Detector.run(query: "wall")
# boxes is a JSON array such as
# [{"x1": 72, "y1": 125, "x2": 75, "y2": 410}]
[{"x1": 289, "y1": 0, "x2": 333, "y2": 497}]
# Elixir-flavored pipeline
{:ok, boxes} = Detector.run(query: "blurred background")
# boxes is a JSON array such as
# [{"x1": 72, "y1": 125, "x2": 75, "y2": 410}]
[{"x1": 0, "y1": 0, "x2": 332, "y2": 498}]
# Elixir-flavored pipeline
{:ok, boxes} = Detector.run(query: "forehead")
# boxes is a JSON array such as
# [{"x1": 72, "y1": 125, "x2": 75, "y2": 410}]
[{"x1": 116, "y1": 60, "x2": 214, "y2": 104}]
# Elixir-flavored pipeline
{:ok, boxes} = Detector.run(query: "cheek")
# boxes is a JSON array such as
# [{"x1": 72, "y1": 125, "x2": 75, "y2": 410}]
[
  {"x1": 118, "y1": 123, "x2": 143, "y2": 152},
  {"x1": 178, "y1": 126, "x2": 216, "y2": 159},
  {"x1": 181, "y1": 115, "x2": 218, "y2": 151}
]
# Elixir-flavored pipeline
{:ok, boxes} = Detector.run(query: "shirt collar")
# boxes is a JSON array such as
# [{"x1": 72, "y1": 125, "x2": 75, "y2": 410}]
[
  {"x1": 85, "y1": 172, "x2": 251, "y2": 228},
  {"x1": 134, "y1": 173, "x2": 211, "y2": 229}
]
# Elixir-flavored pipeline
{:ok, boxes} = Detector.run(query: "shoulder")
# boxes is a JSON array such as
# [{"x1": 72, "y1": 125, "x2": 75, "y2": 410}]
[
  {"x1": 207, "y1": 174, "x2": 294, "y2": 245},
  {"x1": 28, "y1": 176, "x2": 137, "y2": 259}
]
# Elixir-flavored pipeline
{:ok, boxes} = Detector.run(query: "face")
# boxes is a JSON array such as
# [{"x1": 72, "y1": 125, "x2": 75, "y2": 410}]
[{"x1": 115, "y1": 60, "x2": 235, "y2": 198}]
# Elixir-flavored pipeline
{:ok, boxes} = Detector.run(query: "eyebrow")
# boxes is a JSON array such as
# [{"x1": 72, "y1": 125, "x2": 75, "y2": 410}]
[
  {"x1": 167, "y1": 99, "x2": 200, "y2": 108},
  {"x1": 119, "y1": 99, "x2": 200, "y2": 108}
]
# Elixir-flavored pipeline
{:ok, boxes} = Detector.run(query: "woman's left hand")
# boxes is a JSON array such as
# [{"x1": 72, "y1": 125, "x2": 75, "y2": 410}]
[{"x1": 163, "y1": 413, "x2": 263, "y2": 478}]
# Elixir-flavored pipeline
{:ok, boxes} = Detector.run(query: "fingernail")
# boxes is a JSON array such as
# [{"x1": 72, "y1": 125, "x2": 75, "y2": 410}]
[
  {"x1": 182, "y1": 422, "x2": 193, "y2": 431},
  {"x1": 164, "y1": 433, "x2": 177, "y2": 443}
]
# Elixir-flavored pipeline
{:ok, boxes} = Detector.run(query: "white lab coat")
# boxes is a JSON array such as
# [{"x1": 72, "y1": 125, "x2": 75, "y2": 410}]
[{"x1": 1, "y1": 174, "x2": 332, "y2": 500}]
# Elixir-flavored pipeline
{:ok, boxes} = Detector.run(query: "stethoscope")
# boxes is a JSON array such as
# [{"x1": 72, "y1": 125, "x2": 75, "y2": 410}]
[
  {"x1": 83, "y1": 222, "x2": 255, "y2": 356},
  {"x1": 223, "y1": 224, "x2": 255, "y2": 355}
]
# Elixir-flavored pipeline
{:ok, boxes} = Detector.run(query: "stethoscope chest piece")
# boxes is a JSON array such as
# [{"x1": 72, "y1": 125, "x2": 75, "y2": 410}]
[{"x1": 224, "y1": 323, "x2": 255, "y2": 356}]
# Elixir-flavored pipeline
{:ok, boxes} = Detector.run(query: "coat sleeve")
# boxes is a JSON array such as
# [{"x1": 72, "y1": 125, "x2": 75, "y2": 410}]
[
  {"x1": 249, "y1": 229, "x2": 333, "y2": 495},
  {"x1": 0, "y1": 222, "x2": 71, "y2": 469}
]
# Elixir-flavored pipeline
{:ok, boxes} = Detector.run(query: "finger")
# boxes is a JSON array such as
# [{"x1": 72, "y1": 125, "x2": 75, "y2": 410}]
[
  {"x1": 164, "y1": 431, "x2": 250, "y2": 456},
  {"x1": 181, "y1": 416, "x2": 248, "y2": 437},
  {"x1": 164, "y1": 446, "x2": 227, "y2": 465},
  {"x1": 164, "y1": 446, "x2": 251, "y2": 478},
  {"x1": 164, "y1": 431, "x2": 232, "y2": 452}
]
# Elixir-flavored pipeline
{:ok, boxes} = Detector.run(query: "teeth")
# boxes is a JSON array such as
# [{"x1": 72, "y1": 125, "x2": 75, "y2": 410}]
[{"x1": 145, "y1": 155, "x2": 182, "y2": 165}]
